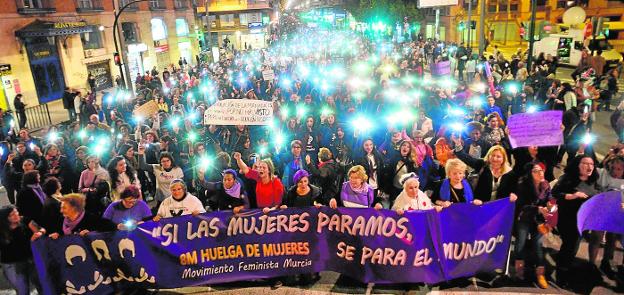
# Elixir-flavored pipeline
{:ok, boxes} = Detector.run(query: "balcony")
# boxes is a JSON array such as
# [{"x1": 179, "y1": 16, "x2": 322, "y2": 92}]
[
  {"x1": 119, "y1": 0, "x2": 139, "y2": 11},
  {"x1": 16, "y1": 0, "x2": 56, "y2": 14},
  {"x1": 247, "y1": 0, "x2": 270, "y2": 9},
  {"x1": 174, "y1": 0, "x2": 188, "y2": 10},
  {"x1": 75, "y1": 0, "x2": 104, "y2": 12},
  {"x1": 149, "y1": 0, "x2": 166, "y2": 10}
]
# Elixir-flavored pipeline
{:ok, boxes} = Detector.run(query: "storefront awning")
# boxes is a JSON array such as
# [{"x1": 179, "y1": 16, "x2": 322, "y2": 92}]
[{"x1": 15, "y1": 19, "x2": 94, "y2": 38}]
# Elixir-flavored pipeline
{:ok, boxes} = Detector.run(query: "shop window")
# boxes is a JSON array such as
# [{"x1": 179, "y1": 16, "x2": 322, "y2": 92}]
[
  {"x1": 176, "y1": 18, "x2": 189, "y2": 36},
  {"x1": 81, "y1": 30, "x2": 103, "y2": 50},
  {"x1": 240, "y1": 13, "x2": 248, "y2": 26},
  {"x1": 220, "y1": 14, "x2": 235, "y2": 27},
  {"x1": 151, "y1": 18, "x2": 168, "y2": 41},
  {"x1": 122, "y1": 22, "x2": 140, "y2": 44}
]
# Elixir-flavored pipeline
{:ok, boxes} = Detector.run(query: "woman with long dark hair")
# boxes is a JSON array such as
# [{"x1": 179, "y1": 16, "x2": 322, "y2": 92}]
[
  {"x1": 15, "y1": 170, "x2": 46, "y2": 227},
  {"x1": 552, "y1": 154, "x2": 600, "y2": 286},
  {"x1": 384, "y1": 141, "x2": 418, "y2": 202},
  {"x1": 510, "y1": 161, "x2": 554, "y2": 288},
  {"x1": 0, "y1": 205, "x2": 42, "y2": 295},
  {"x1": 107, "y1": 156, "x2": 141, "y2": 201},
  {"x1": 354, "y1": 138, "x2": 385, "y2": 199}
]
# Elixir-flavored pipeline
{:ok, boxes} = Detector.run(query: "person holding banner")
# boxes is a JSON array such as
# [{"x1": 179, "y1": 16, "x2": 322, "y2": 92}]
[
  {"x1": 392, "y1": 172, "x2": 440, "y2": 214},
  {"x1": 103, "y1": 185, "x2": 152, "y2": 230},
  {"x1": 305, "y1": 148, "x2": 340, "y2": 205},
  {"x1": 451, "y1": 142, "x2": 517, "y2": 203},
  {"x1": 233, "y1": 152, "x2": 284, "y2": 212},
  {"x1": 154, "y1": 180, "x2": 205, "y2": 220},
  {"x1": 330, "y1": 165, "x2": 382, "y2": 209},
  {"x1": 0, "y1": 205, "x2": 42, "y2": 295},
  {"x1": 587, "y1": 155, "x2": 624, "y2": 278},
  {"x1": 552, "y1": 155, "x2": 600, "y2": 287},
  {"x1": 510, "y1": 161, "x2": 554, "y2": 289},
  {"x1": 433, "y1": 159, "x2": 482, "y2": 207},
  {"x1": 46, "y1": 194, "x2": 116, "y2": 238},
  {"x1": 204, "y1": 169, "x2": 249, "y2": 213},
  {"x1": 282, "y1": 170, "x2": 322, "y2": 209}
]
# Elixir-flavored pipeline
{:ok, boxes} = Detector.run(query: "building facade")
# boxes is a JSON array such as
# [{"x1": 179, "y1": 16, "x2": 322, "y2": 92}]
[
  {"x1": 0, "y1": 0, "x2": 201, "y2": 109},
  {"x1": 420, "y1": 0, "x2": 624, "y2": 49},
  {"x1": 196, "y1": 0, "x2": 274, "y2": 51}
]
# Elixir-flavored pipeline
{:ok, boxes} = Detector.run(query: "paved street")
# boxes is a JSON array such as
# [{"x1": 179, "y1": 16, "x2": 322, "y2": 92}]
[{"x1": 0, "y1": 69, "x2": 621, "y2": 294}]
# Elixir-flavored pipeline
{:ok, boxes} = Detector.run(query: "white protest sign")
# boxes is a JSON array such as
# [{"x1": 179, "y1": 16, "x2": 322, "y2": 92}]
[
  {"x1": 508, "y1": 110, "x2": 563, "y2": 148},
  {"x1": 262, "y1": 69, "x2": 275, "y2": 81},
  {"x1": 203, "y1": 99, "x2": 273, "y2": 125}
]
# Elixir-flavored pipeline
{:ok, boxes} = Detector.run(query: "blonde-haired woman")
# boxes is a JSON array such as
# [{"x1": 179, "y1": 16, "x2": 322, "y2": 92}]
[
  {"x1": 452, "y1": 143, "x2": 517, "y2": 203},
  {"x1": 330, "y1": 165, "x2": 382, "y2": 209},
  {"x1": 392, "y1": 173, "x2": 441, "y2": 215},
  {"x1": 434, "y1": 159, "x2": 483, "y2": 207}
]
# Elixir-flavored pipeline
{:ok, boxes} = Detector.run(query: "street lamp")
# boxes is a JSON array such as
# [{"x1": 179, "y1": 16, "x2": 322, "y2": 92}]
[{"x1": 112, "y1": 0, "x2": 152, "y2": 91}]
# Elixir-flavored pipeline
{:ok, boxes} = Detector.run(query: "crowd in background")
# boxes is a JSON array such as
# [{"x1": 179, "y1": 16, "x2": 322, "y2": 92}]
[{"x1": 0, "y1": 26, "x2": 622, "y2": 294}]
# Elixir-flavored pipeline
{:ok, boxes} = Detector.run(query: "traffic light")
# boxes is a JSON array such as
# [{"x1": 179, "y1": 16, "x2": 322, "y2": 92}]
[
  {"x1": 458, "y1": 21, "x2": 466, "y2": 31},
  {"x1": 470, "y1": 20, "x2": 476, "y2": 30},
  {"x1": 113, "y1": 52, "x2": 122, "y2": 66}
]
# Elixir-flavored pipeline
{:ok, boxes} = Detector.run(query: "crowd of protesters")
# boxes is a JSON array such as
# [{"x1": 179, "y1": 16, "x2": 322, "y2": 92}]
[{"x1": 0, "y1": 25, "x2": 622, "y2": 294}]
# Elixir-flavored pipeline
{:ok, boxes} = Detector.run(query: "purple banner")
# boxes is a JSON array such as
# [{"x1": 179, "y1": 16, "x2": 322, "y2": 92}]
[
  {"x1": 32, "y1": 199, "x2": 515, "y2": 295},
  {"x1": 431, "y1": 61, "x2": 451, "y2": 76},
  {"x1": 508, "y1": 111, "x2": 563, "y2": 148},
  {"x1": 577, "y1": 191, "x2": 624, "y2": 234}
]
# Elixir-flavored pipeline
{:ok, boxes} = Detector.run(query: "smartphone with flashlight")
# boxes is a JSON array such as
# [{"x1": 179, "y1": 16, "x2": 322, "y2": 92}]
[
  {"x1": 123, "y1": 220, "x2": 137, "y2": 230},
  {"x1": 29, "y1": 143, "x2": 35, "y2": 151}
]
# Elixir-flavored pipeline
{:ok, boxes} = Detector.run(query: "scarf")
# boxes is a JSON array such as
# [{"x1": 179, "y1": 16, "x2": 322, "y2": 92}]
[
  {"x1": 27, "y1": 184, "x2": 46, "y2": 204},
  {"x1": 63, "y1": 211, "x2": 85, "y2": 235},
  {"x1": 439, "y1": 179, "x2": 474, "y2": 203},
  {"x1": 224, "y1": 181, "x2": 242, "y2": 199},
  {"x1": 536, "y1": 180, "x2": 550, "y2": 201},
  {"x1": 318, "y1": 159, "x2": 333, "y2": 169},
  {"x1": 350, "y1": 182, "x2": 370, "y2": 195}
]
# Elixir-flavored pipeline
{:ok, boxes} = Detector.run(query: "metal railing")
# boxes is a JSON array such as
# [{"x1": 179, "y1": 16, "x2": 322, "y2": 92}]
[
  {"x1": 16, "y1": 0, "x2": 56, "y2": 14},
  {"x1": 15, "y1": 104, "x2": 52, "y2": 131},
  {"x1": 76, "y1": 0, "x2": 104, "y2": 12}
]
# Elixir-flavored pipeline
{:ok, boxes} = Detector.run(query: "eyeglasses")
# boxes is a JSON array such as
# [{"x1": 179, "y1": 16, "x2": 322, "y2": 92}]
[{"x1": 531, "y1": 169, "x2": 544, "y2": 173}]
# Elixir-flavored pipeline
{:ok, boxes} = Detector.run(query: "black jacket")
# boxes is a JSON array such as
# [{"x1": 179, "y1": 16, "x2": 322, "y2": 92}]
[
  {"x1": 16, "y1": 186, "x2": 44, "y2": 226},
  {"x1": 455, "y1": 150, "x2": 517, "y2": 202},
  {"x1": 307, "y1": 160, "x2": 340, "y2": 205}
]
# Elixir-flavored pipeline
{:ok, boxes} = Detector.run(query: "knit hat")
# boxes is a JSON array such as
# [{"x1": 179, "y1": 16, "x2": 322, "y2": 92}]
[{"x1": 293, "y1": 170, "x2": 309, "y2": 185}]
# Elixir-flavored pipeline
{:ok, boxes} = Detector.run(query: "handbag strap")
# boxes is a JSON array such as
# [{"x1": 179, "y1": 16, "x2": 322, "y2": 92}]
[{"x1": 90, "y1": 175, "x2": 98, "y2": 188}]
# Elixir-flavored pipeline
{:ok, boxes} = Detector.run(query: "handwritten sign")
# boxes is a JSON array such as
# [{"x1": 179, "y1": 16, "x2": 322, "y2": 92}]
[
  {"x1": 32, "y1": 200, "x2": 514, "y2": 294},
  {"x1": 431, "y1": 60, "x2": 451, "y2": 76},
  {"x1": 132, "y1": 100, "x2": 159, "y2": 118},
  {"x1": 508, "y1": 110, "x2": 563, "y2": 148},
  {"x1": 262, "y1": 69, "x2": 275, "y2": 81},
  {"x1": 204, "y1": 99, "x2": 273, "y2": 125},
  {"x1": 87, "y1": 62, "x2": 113, "y2": 91}
]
